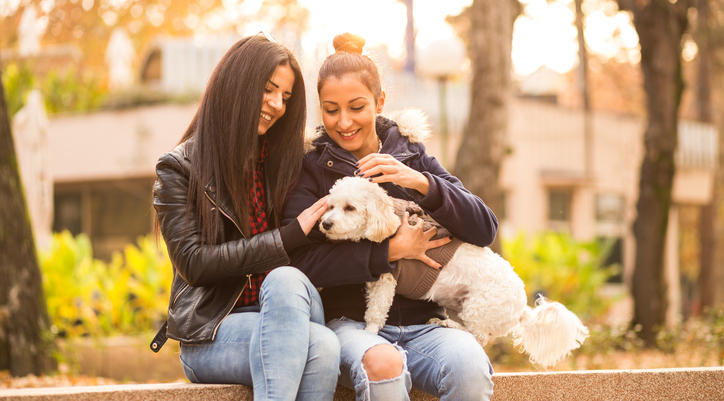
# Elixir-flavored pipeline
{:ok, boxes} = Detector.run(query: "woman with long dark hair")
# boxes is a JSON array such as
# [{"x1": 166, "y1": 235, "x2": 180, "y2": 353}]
[{"x1": 150, "y1": 33, "x2": 340, "y2": 401}]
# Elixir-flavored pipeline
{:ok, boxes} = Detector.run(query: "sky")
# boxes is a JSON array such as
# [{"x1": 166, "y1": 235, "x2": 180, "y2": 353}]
[
  {"x1": 289, "y1": 0, "x2": 641, "y2": 76},
  {"x1": 3, "y1": 0, "x2": 644, "y2": 77}
]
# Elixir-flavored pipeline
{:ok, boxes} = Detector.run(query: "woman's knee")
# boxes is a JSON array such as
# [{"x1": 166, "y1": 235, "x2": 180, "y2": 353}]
[
  {"x1": 310, "y1": 324, "x2": 341, "y2": 368},
  {"x1": 362, "y1": 344, "x2": 404, "y2": 381},
  {"x1": 261, "y1": 266, "x2": 311, "y2": 296},
  {"x1": 440, "y1": 345, "x2": 494, "y2": 397}
]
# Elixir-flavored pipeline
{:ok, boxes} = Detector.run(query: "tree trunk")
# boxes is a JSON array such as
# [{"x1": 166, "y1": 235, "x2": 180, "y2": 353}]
[
  {"x1": 618, "y1": 0, "x2": 690, "y2": 346},
  {"x1": 575, "y1": 0, "x2": 594, "y2": 178},
  {"x1": 452, "y1": 0, "x2": 517, "y2": 254},
  {"x1": 696, "y1": 0, "x2": 720, "y2": 312},
  {"x1": 0, "y1": 68, "x2": 55, "y2": 376}
]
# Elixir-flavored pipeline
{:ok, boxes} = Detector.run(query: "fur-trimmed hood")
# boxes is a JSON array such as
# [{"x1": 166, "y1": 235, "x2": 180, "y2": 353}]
[{"x1": 304, "y1": 108, "x2": 432, "y2": 154}]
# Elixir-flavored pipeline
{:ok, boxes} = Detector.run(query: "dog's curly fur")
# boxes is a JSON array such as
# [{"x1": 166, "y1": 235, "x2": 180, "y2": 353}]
[{"x1": 320, "y1": 176, "x2": 590, "y2": 368}]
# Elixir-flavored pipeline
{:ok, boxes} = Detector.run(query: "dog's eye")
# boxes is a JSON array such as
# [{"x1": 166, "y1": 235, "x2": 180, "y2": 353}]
[{"x1": 344, "y1": 205, "x2": 356, "y2": 212}]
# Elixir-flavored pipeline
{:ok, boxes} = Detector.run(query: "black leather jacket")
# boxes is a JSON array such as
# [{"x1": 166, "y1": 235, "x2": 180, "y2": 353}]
[{"x1": 150, "y1": 139, "x2": 305, "y2": 351}]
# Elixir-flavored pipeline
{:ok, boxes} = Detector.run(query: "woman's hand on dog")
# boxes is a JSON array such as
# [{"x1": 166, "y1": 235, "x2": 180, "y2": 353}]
[
  {"x1": 297, "y1": 195, "x2": 330, "y2": 235},
  {"x1": 388, "y1": 212, "x2": 451, "y2": 269},
  {"x1": 356, "y1": 153, "x2": 430, "y2": 196}
]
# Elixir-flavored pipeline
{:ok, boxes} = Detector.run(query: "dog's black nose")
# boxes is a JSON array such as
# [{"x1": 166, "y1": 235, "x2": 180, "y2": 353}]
[{"x1": 322, "y1": 220, "x2": 333, "y2": 230}]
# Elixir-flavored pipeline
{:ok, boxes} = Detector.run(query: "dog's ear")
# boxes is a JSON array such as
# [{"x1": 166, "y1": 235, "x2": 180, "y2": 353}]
[{"x1": 364, "y1": 187, "x2": 401, "y2": 243}]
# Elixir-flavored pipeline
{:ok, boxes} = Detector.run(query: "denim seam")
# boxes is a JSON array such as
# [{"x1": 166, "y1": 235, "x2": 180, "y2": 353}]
[{"x1": 404, "y1": 341, "x2": 446, "y2": 394}]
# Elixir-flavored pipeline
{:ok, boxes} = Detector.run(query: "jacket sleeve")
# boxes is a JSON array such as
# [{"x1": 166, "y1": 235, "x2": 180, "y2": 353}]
[
  {"x1": 154, "y1": 152, "x2": 290, "y2": 287},
  {"x1": 406, "y1": 147, "x2": 499, "y2": 248},
  {"x1": 282, "y1": 163, "x2": 396, "y2": 288}
]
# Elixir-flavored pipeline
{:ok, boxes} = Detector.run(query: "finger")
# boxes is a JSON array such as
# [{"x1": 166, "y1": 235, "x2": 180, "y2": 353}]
[
  {"x1": 357, "y1": 154, "x2": 397, "y2": 175},
  {"x1": 358, "y1": 152, "x2": 391, "y2": 165},
  {"x1": 422, "y1": 227, "x2": 438, "y2": 240},
  {"x1": 356, "y1": 153, "x2": 385, "y2": 171},
  {"x1": 427, "y1": 236, "x2": 452, "y2": 249},
  {"x1": 360, "y1": 165, "x2": 395, "y2": 180},
  {"x1": 419, "y1": 255, "x2": 441, "y2": 270},
  {"x1": 304, "y1": 196, "x2": 329, "y2": 216},
  {"x1": 315, "y1": 195, "x2": 330, "y2": 208},
  {"x1": 310, "y1": 202, "x2": 328, "y2": 218}
]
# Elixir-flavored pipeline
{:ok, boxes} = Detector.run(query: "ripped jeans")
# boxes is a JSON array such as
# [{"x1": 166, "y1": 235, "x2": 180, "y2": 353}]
[{"x1": 328, "y1": 317, "x2": 494, "y2": 401}]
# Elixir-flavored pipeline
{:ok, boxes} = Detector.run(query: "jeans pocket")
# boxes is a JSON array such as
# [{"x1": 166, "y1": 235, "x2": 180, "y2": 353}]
[{"x1": 180, "y1": 356, "x2": 200, "y2": 383}]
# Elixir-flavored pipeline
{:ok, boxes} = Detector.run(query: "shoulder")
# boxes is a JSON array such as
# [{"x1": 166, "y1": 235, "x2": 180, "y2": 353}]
[
  {"x1": 157, "y1": 139, "x2": 192, "y2": 175},
  {"x1": 381, "y1": 108, "x2": 432, "y2": 144}
]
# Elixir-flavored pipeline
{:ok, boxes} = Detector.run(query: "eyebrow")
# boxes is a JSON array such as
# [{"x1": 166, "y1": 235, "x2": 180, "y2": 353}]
[
  {"x1": 268, "y1": 79, "x2": 292, "y2": 96},
  {"x1": 322, "y1": 97, "x2": 366, "y2": 105}
]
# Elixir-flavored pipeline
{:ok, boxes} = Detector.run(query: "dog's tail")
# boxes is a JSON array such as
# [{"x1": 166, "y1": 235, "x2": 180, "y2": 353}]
[{"x1": 512, "y1": 297, "x2": 589, "y2": 368}]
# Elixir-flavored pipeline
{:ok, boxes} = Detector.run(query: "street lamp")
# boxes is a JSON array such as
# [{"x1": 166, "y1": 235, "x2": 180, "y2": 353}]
[{"x1": 416, "y1": 37, "x2": 466, "y2": 167}]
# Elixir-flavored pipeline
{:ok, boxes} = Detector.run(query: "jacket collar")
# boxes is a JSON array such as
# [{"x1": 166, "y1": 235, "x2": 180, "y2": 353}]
[{"x1": 309, "y1": 113, "x2": 423, "y2": 167}]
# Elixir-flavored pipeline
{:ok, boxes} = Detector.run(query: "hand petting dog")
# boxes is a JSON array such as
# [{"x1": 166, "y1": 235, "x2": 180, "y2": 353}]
[
  {"x1": 356, "y1": 153, "x2": 430, "y2": 196},
  {"x1": 388, "y1": 211, "x2": 450, "y2": 270}
]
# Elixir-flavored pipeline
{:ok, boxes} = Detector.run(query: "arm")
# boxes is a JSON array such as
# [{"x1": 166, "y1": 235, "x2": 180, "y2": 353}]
[
  {"x1": 413, "y1": 153, "x2": 498, "y2": 247},
  {"x1": 358, "y1": 148, "x2": 498, "y2": 248},
  {"x1": 154, "y1": 152, "x2": 291, "y2": 287},
  {"x1": 282, "y1": 165, "x2": 395, "y2": 288}
]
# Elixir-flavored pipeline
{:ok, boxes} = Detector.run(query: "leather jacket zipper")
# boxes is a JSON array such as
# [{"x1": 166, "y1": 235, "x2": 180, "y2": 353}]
[
  {"x1": 204, "y1": 191, "x2": 247, "y2": 239},
  {"x1": 204, "y1": 190, "x2": 250, "y2": 341},
  {"x1": 171, "y1": 282, "x2": 190, "y2": 308},
  {"x1": 212, "y1": 274, "x2": 252, "y2": 340}
]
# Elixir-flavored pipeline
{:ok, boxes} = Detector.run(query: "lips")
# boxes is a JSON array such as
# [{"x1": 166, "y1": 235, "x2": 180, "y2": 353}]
[
  {"x1": 337, "y1": 129, "x2": 359, "y2": 139},
  {"x1": 260, "y1": 112, "x2": 272, "y2": 123}
]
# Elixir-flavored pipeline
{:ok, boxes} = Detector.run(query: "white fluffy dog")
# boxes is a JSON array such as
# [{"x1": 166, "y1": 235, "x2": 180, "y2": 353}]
[{"x1": 319, "y1": 176, "x2": 590, "y2": 367}]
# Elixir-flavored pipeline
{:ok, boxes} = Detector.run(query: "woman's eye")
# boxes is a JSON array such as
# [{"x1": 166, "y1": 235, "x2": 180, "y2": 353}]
[
  {"x1": 344, "y1": 205, "x2": 356, "y2": 212},
  {"x1": 351, "y1": 106, "x2": 364, "y2": 111},
  {"x1": 324, "y1": 109, "x2": 338, "y2": 114}
]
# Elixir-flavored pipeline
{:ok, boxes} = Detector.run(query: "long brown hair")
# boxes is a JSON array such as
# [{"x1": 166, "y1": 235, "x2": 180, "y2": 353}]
[{"x1": 180, "y1": 35, "x2": 306, "y2": 244}]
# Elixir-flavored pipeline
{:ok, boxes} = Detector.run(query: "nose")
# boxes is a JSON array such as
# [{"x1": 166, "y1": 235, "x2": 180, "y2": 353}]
[
  {"x1": 339, "y1": 111, "x2": 353, "y2": 129},
  {"x1": 266, "y1": 93, "x2": 283, "y2": 111},
  {"x1": 322, "y1": 220, "x2": 333, "y2": 230}
]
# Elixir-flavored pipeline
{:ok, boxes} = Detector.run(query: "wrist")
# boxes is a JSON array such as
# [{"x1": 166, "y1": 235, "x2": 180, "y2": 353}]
[{"x1": 414, "y1": 173, "x2": 430, "y2": 196}]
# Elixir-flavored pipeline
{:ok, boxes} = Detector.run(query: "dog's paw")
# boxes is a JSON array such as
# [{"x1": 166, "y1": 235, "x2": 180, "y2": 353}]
[
  {"x1": 364, "y1": 324, "x2": 382, "y2": 334},
  {"x1": 428, "y1": 318, "x2": 464, "y2": 330}
]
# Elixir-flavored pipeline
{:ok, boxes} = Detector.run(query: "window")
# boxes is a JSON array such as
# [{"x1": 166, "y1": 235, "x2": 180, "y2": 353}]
[
  {"x1": 547, "y1": 188, "x2": 572, "y2": 232},
  {"x1": 595, "y1": 194, "x2": 625, "y2": 283},
  {"x1": 595, "y1": 194, "x2": 625, "y2": 223},
  {"x1": 498, "y1": 191, "x2": 507, "y2": 221},
  {"x1": 548, "y1": 189, "x2": 571, "y2": 222}
]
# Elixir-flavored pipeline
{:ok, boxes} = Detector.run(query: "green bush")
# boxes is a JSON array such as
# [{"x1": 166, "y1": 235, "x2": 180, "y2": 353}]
[
  {"x1": 2, "y1": 61, "x2": 106, "y2": 116},
  {"x1": 41, "y1": 68, "x2": 106, "y2": 114},
  {"x1": 2, "y1": 62, "x2": 35, "y2": 116},
  {"x1": 501, "y1": 232, "x2": 621, "y2": 322},
  {"x1": 39, "y1": 231, "x2": 172, "y2": 339}
]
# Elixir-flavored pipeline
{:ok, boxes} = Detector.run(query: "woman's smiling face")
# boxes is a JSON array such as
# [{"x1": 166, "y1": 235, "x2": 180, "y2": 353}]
[{"x1": 319, "y1": 74, "x2": 385, "y2": 160}]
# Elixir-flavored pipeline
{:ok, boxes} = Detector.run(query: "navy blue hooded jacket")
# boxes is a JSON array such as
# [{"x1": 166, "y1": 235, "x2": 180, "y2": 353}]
[{"x1": 282, "y1": 109, "x2": 498, "y2": 326}]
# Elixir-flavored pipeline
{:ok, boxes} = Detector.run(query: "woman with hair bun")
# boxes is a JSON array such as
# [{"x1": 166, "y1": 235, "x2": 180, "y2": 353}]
[{"x1": 283, "y1": 32, "x2": 498, "y2": 401}]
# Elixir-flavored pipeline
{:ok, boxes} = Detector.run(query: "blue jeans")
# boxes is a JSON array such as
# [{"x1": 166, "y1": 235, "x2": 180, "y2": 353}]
[
  {"x1": 179, "y1": 266, "x2": 341, "y2": 401},
  {"x1": 328, "y1": 317, "x2": 494, "y2": 401}
]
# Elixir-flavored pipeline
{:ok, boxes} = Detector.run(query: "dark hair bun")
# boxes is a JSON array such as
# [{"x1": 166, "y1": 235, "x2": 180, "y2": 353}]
[{"x1": 333, "y1": 33, "x2": 365, "y2": 54}]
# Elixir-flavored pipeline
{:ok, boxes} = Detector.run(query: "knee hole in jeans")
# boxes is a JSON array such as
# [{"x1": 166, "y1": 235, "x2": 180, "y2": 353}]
[{"x1": 362, "y1": 344, "x2": 403, "y2": 382}]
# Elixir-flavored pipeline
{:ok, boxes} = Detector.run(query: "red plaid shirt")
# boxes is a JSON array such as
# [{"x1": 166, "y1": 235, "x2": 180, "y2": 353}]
[{"x1": 235, "y1": 140, "x2": 270, "y2": 307}]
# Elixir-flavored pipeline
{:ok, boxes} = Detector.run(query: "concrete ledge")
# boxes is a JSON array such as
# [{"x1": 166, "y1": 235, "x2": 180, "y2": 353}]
[{"x1": 1, "y1": 367, "x2": 722, "y2": 401}]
